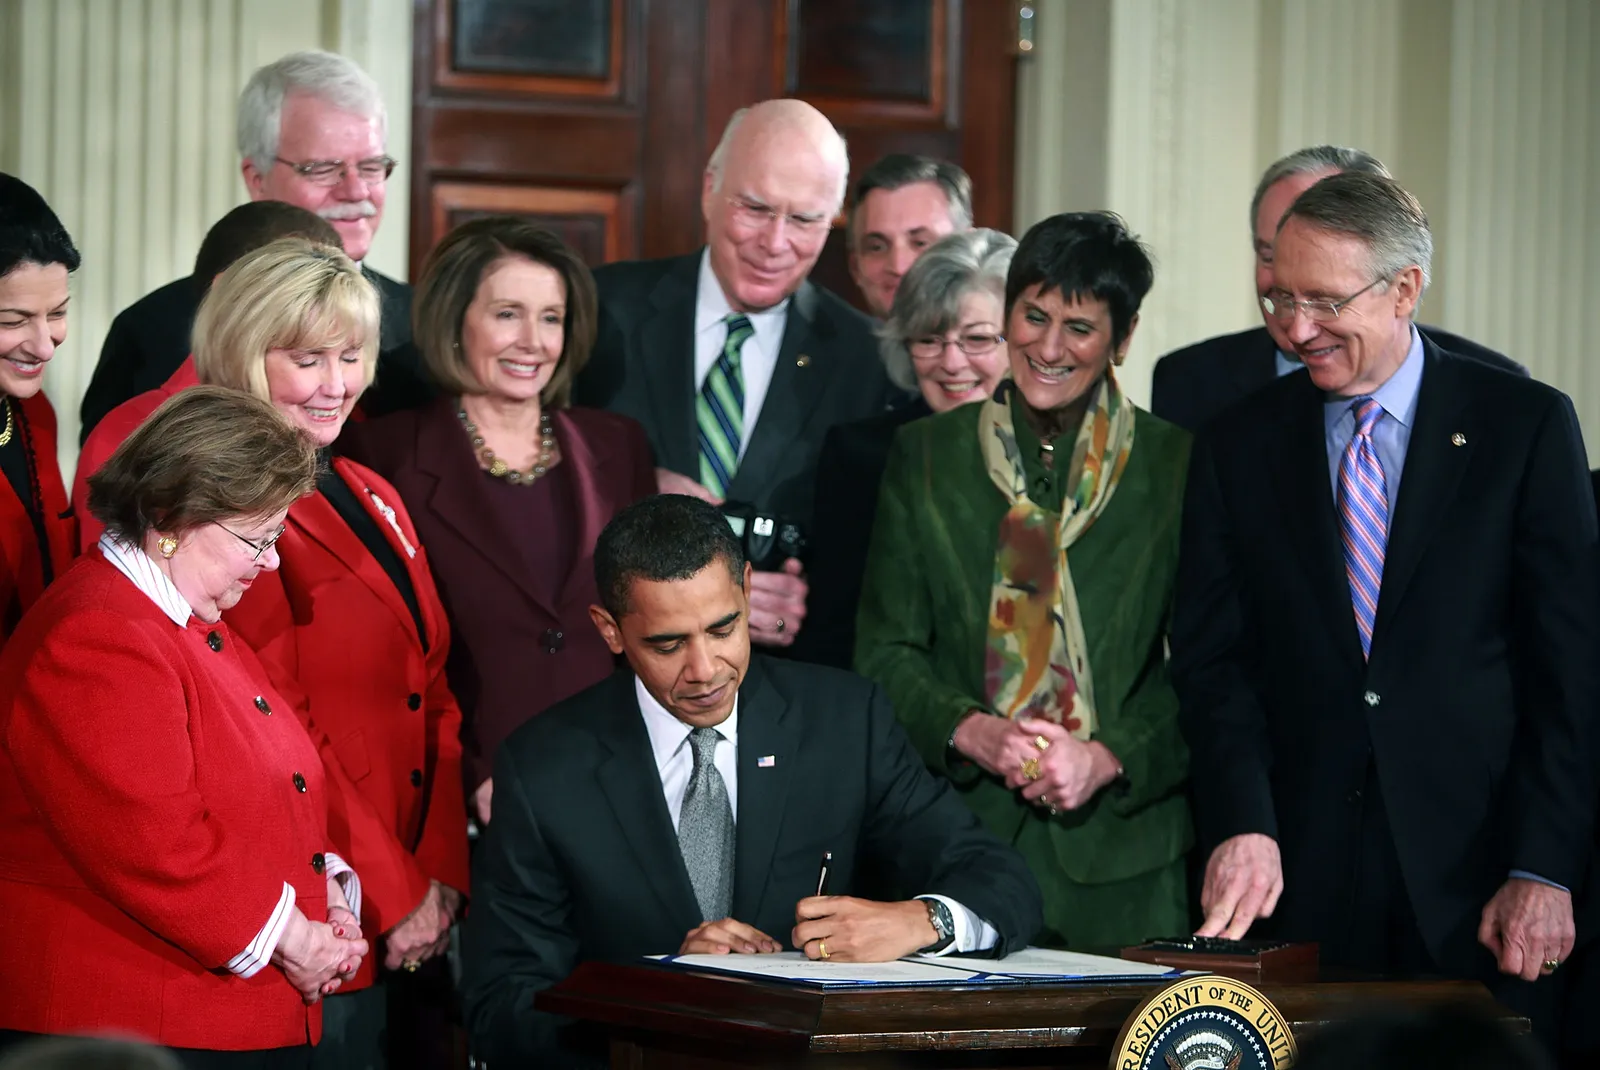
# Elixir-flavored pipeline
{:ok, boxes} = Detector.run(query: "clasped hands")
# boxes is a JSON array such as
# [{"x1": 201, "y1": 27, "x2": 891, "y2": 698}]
[
  {"x1": 383, "y1": 879, "x2": 463, "y2": 973},
  {"x1": 272, "y1": 876, "x2": 369, "y2": 1005},
  {"x1": 654, "y1": 468, "x2": 806, "y2": 647},
  {"x1": 953, "y1": 712, "x2": 1120, "y2": 813},
  {"x1": 1198, "y1": 833, "x2": 1574, "y2": 981},
  {"x1": 678, "y1": 896, "x2": 938, "y2": 963}
]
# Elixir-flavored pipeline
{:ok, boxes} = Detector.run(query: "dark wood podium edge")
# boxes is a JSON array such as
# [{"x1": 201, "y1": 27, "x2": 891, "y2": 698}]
[{"x1": 537, "y1": 961, "x2": 1520, "y2": 1054}]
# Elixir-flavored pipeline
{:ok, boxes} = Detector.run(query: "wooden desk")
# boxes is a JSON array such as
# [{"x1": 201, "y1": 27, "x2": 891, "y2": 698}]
[{"x1": 538, "y1": 960, "x2": 1520, "y2": 1068}]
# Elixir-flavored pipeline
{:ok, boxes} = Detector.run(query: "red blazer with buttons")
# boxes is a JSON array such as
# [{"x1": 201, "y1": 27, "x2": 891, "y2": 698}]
[
  {"x1": 0, "y1": 391, "x2": 78, "y2": 642},
  {"x1": 0, "y1": 553, "x2": 331, "y2": 1050},
  {"x1": 224, "y1": 456, "x2": 470, "y2": 986},
  {"x1": 340, "y1": 399, "x2": 656, "y2": 791}
]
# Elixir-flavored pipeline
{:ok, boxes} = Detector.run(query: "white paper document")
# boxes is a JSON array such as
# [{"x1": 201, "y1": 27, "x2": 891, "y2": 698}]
[
  {"x1": 916, "y1": 946, "x2": 1184, "y2": 979},
  {"x1": 649, "y1": 952, "x2": 988, "y2": 985},
  {"x1": 650, "y1": 946, "x2": 1187, "y2": 986}
]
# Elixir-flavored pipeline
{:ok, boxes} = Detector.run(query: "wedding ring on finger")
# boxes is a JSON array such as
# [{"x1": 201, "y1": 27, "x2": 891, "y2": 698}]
[
  {"x1": 775, "y1": 618, "x2": 786, "y2": 634},
  {"x1": 818, "y1": 939, "x2": 830, "y2": 960},
  {"x1": 1020, "y1": 756, "x2": 1042, "y2": 781},
  {"x1": 1032, "y1": 734, "x2": 1051, "y2": 752},
  {"x1": 1543, "y1": 958, "x2": 1562, "y2": 973}
]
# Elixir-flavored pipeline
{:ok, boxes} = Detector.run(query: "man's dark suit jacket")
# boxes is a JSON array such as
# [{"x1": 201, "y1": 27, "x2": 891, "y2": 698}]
[
  {"x1": 575, "y1": 252, "x2": 902, "y2": 531},
  {"x1": 791, "y1": 396, "x2": 931, "y2": 669},
  {"x1": 1172, "y1": 337, "x2": 1598, "y2": 978},
  {"x1": 1151, "y1": 323, "x2": 1526, "y2": 432},
  {"x1": 79, "y1": 266, "x2": 430, "y2": 442},
  {"x1": 460, "y1": 655, "x2": 1044, "y2": 1066}
]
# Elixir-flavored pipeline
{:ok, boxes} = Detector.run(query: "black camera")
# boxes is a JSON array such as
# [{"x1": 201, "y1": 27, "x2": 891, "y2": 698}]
[{"x1": 721, "y1": 501, "x2": 807, "y2": 571}]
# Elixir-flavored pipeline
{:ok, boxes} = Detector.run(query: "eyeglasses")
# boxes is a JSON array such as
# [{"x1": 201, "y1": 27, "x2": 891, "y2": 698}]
[
  {"x1": 1261, "y1": 276, "x2": 1389, "y2": 323},
  {"x1": 724, "y1": 196, "x2": 831, "y2": 239},
  {"x1": 275, "y1": 155, "x2": 397, "y2": 187},
  {"x1": 219, "y1": 522, "x2": 286, "y2": 564},
  {"x1": 907, "y1": 332, "x2": 1004, "y2": 361}
]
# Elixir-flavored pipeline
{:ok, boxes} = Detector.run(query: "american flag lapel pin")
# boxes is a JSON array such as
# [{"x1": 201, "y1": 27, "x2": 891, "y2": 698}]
[{"x1": 757, "y1": 755, "x2": 776, "y2": 768}]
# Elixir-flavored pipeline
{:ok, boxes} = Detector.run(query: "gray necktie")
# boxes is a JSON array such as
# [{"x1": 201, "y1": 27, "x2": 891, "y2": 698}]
[{"x1": 678, "y1": 726, "x2": 735, "y2": 922}]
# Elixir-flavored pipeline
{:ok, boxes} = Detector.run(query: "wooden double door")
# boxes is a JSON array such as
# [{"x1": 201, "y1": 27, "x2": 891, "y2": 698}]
[{"x1": 408, "y1": 0, "x2": 1021, "y2": 305}]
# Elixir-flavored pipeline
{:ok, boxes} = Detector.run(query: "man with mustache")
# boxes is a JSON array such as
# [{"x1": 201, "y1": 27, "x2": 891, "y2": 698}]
[
  {"x1": 461, "y1": 493, "x2": 1041, "y2": 1067},
  {"x1": 576, "y1": 99, "x2": 906, "y2": 654},
  {"x1": 80, "y1": 50, "x2": 429, "y2": 441}
]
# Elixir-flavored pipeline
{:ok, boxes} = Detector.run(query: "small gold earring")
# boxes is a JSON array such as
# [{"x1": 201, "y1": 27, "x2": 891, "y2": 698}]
[{"x1": 158, "y1": 535, "x2": 178, "y2": 559}]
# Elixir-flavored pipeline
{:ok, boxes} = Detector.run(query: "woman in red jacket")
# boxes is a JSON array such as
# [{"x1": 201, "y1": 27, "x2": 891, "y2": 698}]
[
  {"x1": 0, "y1": 387, "x2": 367, "y2": 1067},
  {"x1": 0, "y1": 175, "x2": 79, "y2": 643},
  {"x1": 163, "y1": 238, "x2": 467, "y2": 1068}
]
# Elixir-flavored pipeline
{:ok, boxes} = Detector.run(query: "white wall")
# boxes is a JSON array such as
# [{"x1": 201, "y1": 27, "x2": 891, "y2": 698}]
[
  {"x1": 1016, "y1": 0, "x2": 1600, "y2": 460},
  {"x1": 0, "y1": 0, "x2": 412, "y2": 477}
]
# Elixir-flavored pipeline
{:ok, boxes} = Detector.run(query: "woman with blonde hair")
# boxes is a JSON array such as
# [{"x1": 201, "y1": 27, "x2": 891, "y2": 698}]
[
  {"x1": 76, "y1": 238, "x2": 470, "y2": 1068},
  {"x1": 0, "y1": 386, "x2": 367, "y2": 1066}
]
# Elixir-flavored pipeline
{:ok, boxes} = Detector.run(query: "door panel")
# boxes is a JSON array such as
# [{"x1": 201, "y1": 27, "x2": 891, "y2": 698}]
[{"x1": 411, "y1": 0, "x2": 1018, "y2": 313}]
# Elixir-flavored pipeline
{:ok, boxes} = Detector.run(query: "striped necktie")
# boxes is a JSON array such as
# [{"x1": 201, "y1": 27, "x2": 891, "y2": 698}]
[
  {"x1": 697, "y1": 313, "x2": 753, "y2": 498},
  {"x1": 1338, "y1": 398, "x2": 1389, "y2": 658}
]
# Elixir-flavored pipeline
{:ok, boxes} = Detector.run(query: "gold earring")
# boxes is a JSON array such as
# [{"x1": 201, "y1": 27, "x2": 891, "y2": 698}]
[{"x1": 158, "y1": 535, "x2": 178, "y2": 559}]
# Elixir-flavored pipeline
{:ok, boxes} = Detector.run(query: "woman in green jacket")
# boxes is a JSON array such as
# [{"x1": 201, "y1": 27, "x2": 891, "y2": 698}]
[{"x1": 855, "y1": 212, "x2": 1192, "y2": 948}]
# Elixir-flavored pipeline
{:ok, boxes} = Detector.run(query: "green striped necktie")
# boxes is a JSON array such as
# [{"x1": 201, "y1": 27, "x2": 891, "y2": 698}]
[{"x1": 697, "y1": 313, "x2": 753, "y2": 497}]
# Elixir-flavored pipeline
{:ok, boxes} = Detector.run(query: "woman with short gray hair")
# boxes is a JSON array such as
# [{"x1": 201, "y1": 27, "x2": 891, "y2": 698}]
[{"x1": 794, "y1": 228, "x2": 1016, "y2": 669}]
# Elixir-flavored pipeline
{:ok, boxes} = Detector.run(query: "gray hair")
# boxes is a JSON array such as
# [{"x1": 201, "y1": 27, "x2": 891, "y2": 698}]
[
  {"x1": 849, "y1": 154, "x2": 973, "y2": 249},
  {"x1": 706, "y1": 107, "x2": 850, "y2": 213},
  {"x1": 1280, "y1": 171, "x2": 1433, "y2": 295},
  {"x1": 1250, "y1": 145, "x2": 1389, "y2": 231},
  {"x1": 237, "y1": 50, "x2": 386, "y2": 176},
  {"x1": 878, "y1": 228, "x2": 1016, "y2": 391}
]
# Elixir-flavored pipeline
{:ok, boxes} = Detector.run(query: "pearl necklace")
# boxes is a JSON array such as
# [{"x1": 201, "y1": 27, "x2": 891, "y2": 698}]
[
  {"x1": 458, "y1": 404, "x2": 555, "y2": 485},
  {"x1": 0, "y1": 398, "x2": 12, "y2": 448}
]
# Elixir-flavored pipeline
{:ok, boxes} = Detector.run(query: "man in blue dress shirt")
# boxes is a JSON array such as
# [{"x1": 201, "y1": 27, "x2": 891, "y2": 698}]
[{"x1": 1172, "y1": 172, "x2": 1597, "y2": 1040}]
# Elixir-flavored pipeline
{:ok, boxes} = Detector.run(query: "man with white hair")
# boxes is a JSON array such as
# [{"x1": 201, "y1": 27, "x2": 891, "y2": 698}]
[
  {"x1": 576, "y1": 98, "x2": 903, "y2": 652},
  {"x1": 1173, "y1": 172, "x2": 1596, "y2": 1043},
  {"x1": 80, "y1": 50, "x2": 429, "y2": 440}
]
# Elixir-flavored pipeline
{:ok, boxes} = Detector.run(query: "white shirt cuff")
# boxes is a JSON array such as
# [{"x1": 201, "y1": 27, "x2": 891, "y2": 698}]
[
  {"x1": 324, "y1": 851, "x2": 361, "y2": 920},
  {"x1": 227, "y1": 882, "x2": 295, "y2": 978},
  {"x1": 917, "y1": 894, "x2": 999, "y2": 955}
]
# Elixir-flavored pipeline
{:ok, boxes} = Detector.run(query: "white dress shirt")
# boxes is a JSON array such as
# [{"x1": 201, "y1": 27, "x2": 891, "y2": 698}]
[
  {"x1": 693, "y1": 250, "x2": 790, "y2": 460},
  {"x1": 633, "y1": 676, "x2": 997, "y2": 955},
  {"x1": 100, "y1": 534, "x2": 362, "y2": 978}
]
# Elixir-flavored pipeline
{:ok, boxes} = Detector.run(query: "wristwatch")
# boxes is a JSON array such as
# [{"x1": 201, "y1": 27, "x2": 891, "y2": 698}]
[{"x1": 918, "y1": 897, "x2": 956, "y2": 954}]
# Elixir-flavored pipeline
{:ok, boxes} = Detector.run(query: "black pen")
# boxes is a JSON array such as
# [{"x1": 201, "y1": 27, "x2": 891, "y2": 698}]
[{"x1": 815, "y1": 851, "x2": 832, "y2": 896}]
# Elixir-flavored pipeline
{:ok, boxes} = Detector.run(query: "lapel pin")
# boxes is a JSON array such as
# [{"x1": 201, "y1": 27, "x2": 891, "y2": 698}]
[
  {"x1": 795, "y1": 355, "x2": 810, "y2": 368},
  {"x1": 757, "y1": 755, "x2": 776, "y2": 768},
  {"x1": 1451, "y1": 433, "x2": 1467, "y2": 446}
]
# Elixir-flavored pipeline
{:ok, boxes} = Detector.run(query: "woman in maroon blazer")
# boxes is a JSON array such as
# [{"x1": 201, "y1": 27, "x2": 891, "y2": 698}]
[
  {"x1": 342, "y1": 217, "x2": 654, "y2": 824},
  {"x1": 0, "y1": 174, "x2": 80, "y2": 644}
]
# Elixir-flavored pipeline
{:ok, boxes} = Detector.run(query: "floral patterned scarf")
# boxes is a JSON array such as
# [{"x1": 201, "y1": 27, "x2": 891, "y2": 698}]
[{"x1": 980, "y1": 373, "x2": 1136, "y2": 738}]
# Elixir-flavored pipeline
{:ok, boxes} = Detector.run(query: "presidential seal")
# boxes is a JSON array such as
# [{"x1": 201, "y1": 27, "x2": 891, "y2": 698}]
[{"x1": 1110, "y1": 976, "x2": 1297, "y2": 1070}]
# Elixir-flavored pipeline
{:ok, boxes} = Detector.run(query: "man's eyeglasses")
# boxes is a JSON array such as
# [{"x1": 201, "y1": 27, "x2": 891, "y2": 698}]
[
  {"x1": 908, "y1": 332, "x2": 1004, "y2": 361},
  {"x1": 220, "y1": 522, "x2": 286, "y2": 564},
  {"x1": 1261, "y1": 276, "x2": 1389, "y2": 323},
  {"x1": 724, "y1": 196, "x2": 831, "y2": 238},
  {"x1": 275, "y1": 155, "x2": 397, "y2": 187}
]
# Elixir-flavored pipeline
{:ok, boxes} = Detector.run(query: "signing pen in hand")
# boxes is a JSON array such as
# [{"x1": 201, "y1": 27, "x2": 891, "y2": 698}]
[{"x1": 815, "y1": 851, "x2": 832, "y2": 896}]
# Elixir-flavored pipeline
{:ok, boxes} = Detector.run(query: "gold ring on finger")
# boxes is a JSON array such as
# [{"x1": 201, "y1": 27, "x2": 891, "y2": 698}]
[
  {"x1": 1020, "y1": 757, "x2": 1041, "y2": 781},
  {"x1": 818, "y1": 939, "x2": 830, "y2": 960},
  {"x1": 1032, "y1": 734, "x2": 1051, "y2": 752},
  {"x1": 401, "y1": 959, "x2": 420, "y2": 973},
  {"x1": 1543, "y1": 958, "x2": 1561, "y2": 973}
]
